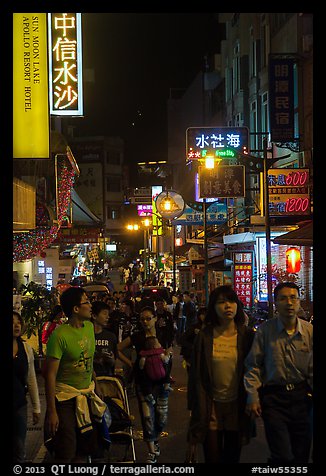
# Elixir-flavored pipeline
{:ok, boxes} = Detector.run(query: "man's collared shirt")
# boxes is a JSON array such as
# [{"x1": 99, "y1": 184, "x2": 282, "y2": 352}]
[{"x1": 244, "y1": 317, "x2": 313, "y2": 404}]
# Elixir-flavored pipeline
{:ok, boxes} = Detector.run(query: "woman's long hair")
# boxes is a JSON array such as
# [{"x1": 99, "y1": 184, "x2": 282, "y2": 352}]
[{"x1": 205, "y1": 285, "x2": 245, "y2": 327}]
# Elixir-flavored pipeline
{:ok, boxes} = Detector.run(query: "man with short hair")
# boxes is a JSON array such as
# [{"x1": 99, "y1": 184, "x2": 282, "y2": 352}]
[
  {"x1": 154, "y1": 297, "x2": 175, "y2": 350},
  {"x1": 44, "y1": 287, "x2": 106, "y2": 463},
  {"x1": 92, "y1": 301, "x2": 118, "y2": 377},
  {"x1": 244, "y1": 282, "x2": 313, "y2": 463},
  {"x1": 183, "y1": 292, "x2": 197, "y2": 331}
]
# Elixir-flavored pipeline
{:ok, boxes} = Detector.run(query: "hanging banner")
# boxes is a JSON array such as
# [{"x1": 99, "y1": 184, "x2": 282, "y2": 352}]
[
  {"x1": 13, "y1": 13, "x2": 49, "y2": 158},
  {"x1": 48, "y1": 13, "x2": 83, "y2": 115},
  {"x1": 269, "y1": 56, "x2": 295, "y2": 143}
]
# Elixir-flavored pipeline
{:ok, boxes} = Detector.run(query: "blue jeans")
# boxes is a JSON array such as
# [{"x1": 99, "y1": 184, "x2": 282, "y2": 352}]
[
  {"x1": 177, "y1": 317, "x2": 186, "y2": 335},
  {"x1": 13, "y1": 404, "x2": 27, "y2": 463},
  {"x1": 136, "y1": 383, "x2": 169, "y2": 442}
]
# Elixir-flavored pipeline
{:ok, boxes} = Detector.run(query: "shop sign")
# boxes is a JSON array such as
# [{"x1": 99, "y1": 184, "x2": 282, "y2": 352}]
[
  {"x1": 269, "y1": 56, "x2": 295, "y2": 143},
  {"x1": 178, "y1": 267, "x2": 192, "y2": 293},
  {"x1": 171, "y1": 202, "x2": 227, "y2": 226},
  {"x1": 199, "y1": 165, "x2": 245, "y2": 199},
  {"x1": 268, "y1": 168, "x2": 311, "y2": 216},
  {"x1": 55, "y1": 227, "x2": 100, "y2": 244},
  {"x1": 48, "y1": 13, "x2": 83, "y2": 115},
  {"x1": 233, "y1": 252, "x2": 253, "y2": 308},
  {"x1": 186, "y1": 126, "x2": 249, "y2": 161},
  {"x1": 137, "y1": 204, "x2": 152, "y2": 216},
  {"x1": 13, "y1": 13, "x2": 49, "y2": 158}
]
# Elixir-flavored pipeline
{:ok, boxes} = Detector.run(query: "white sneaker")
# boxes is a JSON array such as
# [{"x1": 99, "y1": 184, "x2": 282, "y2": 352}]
[
  {"x1": 146, "y1": 452, "x2": 157, "y2": 463},
  {"x1": 154, "y1": 442, "x2": 160, "y2": 457}
]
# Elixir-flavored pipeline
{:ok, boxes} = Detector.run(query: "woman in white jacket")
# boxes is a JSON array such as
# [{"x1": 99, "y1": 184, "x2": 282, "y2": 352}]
[{"x1": 13, "y1": 310, "x2": 41, "y2": 462}]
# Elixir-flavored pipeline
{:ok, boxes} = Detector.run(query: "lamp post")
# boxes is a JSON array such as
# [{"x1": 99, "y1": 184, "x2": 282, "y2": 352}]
[
  {"x1": 203, "y1": 198, "x2": 209, "y2": 305},
  {"x1": 263, "y1": 137, "x2": 273, "y2": 318},
  {"x1": 202, "y1": 156, "x2": 216, "y2": 305},
  {"x1": 172, "y1": 224, "x2": 176, "y2": 293},
  {"x1": 155, "y1": 190, "x2": 186, "y2": 293}
]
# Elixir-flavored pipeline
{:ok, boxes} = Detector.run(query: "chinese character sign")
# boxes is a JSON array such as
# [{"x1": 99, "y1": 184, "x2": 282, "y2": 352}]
[
  {"x1": 269, "y1": 57, "x2": 295, "y2": 142},
  {"x1": 48, "y1": 13, "x2": 83, "y2": 115},
  {"x1": 233, "y1": 252, "x2": 253, "y2": 308},
  {"x1": 198, "y1": 165, "x2": 245, "y2": 199},
  {"x1": 186, "y1": 127, "x2": 249, "y2": 160},
  {"x1": 268, "y1": 168, "x2": 311, "y2": 216}
]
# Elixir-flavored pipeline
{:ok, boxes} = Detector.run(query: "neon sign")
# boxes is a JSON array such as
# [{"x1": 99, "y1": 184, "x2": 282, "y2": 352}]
[
  {"x1": 48, "y1": 13, "x2": 83, "y2": 115},
  {"x1": 268, "y1": 169, "x2": 311, "y2": 216},
  {"x1": 137, "y1": 204, "x2": 152, "y2": 217},
  {"x1": 186, "y1": 126, "x2": 249, "y2": 160}
]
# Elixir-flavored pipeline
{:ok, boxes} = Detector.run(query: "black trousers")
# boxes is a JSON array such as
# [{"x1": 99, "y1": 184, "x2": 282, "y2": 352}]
[{"x1": 261, "y1": 384, "x2": 312, "y2": 463}]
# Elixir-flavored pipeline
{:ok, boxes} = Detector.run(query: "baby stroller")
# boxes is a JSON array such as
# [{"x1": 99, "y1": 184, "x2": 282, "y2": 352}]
[{"x1": 97, "y1": 375, "x2": 136, "y2": 463}]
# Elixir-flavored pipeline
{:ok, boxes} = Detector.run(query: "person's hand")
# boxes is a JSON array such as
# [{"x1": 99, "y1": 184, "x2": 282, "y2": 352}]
[
  {"x1": 245, "y1": 402, "x2": 262, "y2": 418},
  {"x1": 45, "y1": 409, "x2": 59, "y2": 438},
  {"x1": 32, "y1": 412, "x2": 41, "y2": 425}
]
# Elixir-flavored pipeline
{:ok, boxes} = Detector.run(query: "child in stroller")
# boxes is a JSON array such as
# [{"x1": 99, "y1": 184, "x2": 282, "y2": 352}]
[{"x1": 138, "y1": 336, "x2": 172, "y2": 403}]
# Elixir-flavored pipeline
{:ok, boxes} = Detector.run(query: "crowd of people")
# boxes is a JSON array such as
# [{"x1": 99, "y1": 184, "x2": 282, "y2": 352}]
[{"x1": 13, "y1": 281, "x2": 313, "y2": 465}]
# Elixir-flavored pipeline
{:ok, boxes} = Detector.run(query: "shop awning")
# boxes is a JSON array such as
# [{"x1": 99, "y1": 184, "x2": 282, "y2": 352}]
[
  {"x1": 71, "y1": 189, "x2": 102, "y2": 225},
  {"x1": 273, "y1": 221, "x2": 313, "y2": 247}
]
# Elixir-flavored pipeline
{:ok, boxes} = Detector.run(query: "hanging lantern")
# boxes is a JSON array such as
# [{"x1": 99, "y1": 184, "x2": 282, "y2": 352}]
[{"x1": 286, "y1": 247, "x2": 301, "y2": 273}]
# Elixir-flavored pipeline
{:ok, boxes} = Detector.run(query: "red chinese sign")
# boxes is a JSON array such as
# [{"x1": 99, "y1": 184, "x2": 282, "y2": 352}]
[
  {"x1": 268, "y1": 168, "x2": 311, "y2": 216},
  {"x1": 233, "y1": 252, "x2": 253, "y2": 308}
]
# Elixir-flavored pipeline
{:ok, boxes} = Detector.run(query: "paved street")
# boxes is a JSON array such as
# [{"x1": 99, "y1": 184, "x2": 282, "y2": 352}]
[{"x1": 26, "y1": 345, "x2": 271, "y2": 464}]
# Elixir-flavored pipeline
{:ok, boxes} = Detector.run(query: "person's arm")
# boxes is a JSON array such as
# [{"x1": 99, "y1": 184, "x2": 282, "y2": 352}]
[
  {"x1": 244, "y1": 328, "x2": 265, "y2": 417},
  {"x1": 24, "y1": 343, "x2": 41, "y2": 424},
  {"x1": 44, "y1": 357, "x2": 60, "y2": 437}
]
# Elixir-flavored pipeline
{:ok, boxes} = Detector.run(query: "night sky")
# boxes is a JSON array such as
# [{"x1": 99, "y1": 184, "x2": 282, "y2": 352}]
[{"x1": 68, "y1": 13, "x2": 221, "y2": 164}]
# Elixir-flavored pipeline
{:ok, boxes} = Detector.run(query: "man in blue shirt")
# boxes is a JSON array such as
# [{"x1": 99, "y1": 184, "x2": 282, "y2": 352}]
[{"x1": 244, "y1": 282, "x2": 313, "y2": 464}]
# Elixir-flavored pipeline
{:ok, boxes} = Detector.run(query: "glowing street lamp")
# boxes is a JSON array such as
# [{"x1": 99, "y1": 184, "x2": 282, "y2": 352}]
[
  {"x1": 126, "y1": 223, "x2": 139, "y2": 231},
  {"x1": 205, "y1": 156, "x2": 215, "y2": 169}
]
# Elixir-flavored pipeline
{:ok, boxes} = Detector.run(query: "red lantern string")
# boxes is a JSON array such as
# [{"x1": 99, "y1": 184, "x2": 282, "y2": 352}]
[{"x1": 13, "y1": 157, "x2": 77, "y2": 262}]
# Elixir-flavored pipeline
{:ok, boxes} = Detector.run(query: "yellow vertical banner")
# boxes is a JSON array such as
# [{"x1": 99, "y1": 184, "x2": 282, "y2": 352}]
[
  {"x1": 13, "y1": 13, "x2": 50, "y2": 158},
  {"x1": 151, "y1": 185, "x2": 163, "y2": 236}
]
